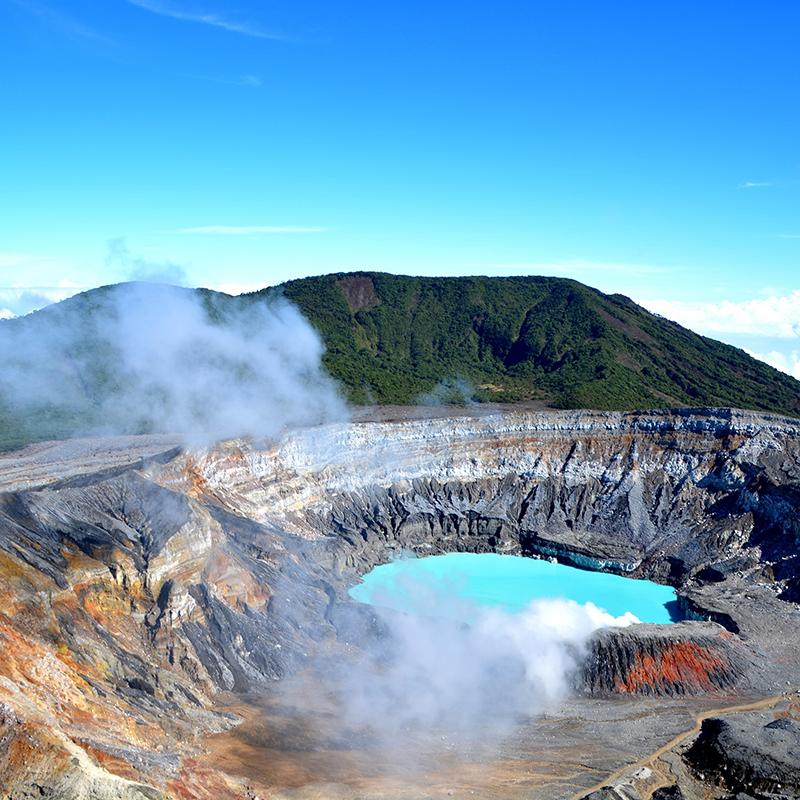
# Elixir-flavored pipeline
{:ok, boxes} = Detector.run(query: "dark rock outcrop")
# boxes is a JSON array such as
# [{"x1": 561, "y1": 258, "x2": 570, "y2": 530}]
[
  {"x1": 651, "y1": 787, "x2": 685, "y2": 800},
  {"x1": 685, "y1": 714, "x2": 800, "y2": 798},
  {"x1": 583, "y1": 622, "x2": 749, "y2": 696},
  {"x1": 583, "y1": 786, "x2": 640, "y2": 800}
]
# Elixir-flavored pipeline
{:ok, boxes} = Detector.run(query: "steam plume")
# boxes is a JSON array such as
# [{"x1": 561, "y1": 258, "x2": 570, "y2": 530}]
[
  {"x1": 326, "y1": 572, "x2": 637, "y2": 752},
  {"x1": 0, "y1": 281, "x2": 347, "y2": 445}
]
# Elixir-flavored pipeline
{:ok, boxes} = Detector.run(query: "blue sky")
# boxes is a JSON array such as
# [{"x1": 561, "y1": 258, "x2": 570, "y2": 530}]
[{"x1": 1, "y1": 0, "x2": 798, "y2": 375}]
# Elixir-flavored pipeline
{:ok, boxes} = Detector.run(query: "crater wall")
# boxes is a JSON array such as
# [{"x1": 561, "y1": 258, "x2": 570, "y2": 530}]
[{"x1": 0, "y1": 408, "x2": 799, "y2": 797}]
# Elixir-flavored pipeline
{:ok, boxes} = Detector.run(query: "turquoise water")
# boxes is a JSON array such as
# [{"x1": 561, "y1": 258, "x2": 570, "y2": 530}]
[{"x1": 349, "y1": 552, "x2": 678, "y2": 624}]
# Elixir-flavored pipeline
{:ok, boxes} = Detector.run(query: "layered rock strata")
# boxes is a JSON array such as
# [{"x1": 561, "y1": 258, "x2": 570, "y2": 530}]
[{"x1": 583, "y1": 622, "x2": 750, "y2": 696}]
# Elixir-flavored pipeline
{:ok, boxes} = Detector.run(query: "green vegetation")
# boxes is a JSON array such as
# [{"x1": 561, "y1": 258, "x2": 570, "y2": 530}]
[
  {"x1": 268, "y1": 272, "x2": 800, "y2": 414},
  {"x1": 1, "y1": 272, "x2": 798, "y2": 451}
]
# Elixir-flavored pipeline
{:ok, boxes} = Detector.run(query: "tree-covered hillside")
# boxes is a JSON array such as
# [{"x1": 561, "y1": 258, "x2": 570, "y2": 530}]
[{"x1": 270, "y1": 272, "x2": 800, "y2": 412}]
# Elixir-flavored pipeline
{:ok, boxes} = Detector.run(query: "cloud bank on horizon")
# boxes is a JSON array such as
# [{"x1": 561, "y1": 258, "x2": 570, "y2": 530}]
[{"x1": 640, "y1": 292, "x2": 800, "y2": 379}]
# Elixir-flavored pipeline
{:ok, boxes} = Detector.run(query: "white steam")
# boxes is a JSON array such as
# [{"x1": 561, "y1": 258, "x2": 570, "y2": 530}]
[
  {"x1": 0, "y1": 282, "x2": 347, "y2": 445},
  {"x1": 417, "y1": 376, "x2": 477, "y2": 406},
  {"x1": 334, "y1": 581, "x2": 637, "y2": 745},
  {"x1": 107, "y1": 283, "x2": 347, "y2": 443}
]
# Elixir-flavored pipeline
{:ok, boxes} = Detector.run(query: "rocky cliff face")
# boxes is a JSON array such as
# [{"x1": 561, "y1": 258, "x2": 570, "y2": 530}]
[
  {"x1": 582, "y1": 622, "x2": 750, "y2": 696},
  {"x1": 0, "y1": 408, "x2": 799, "y2": 798},
  {"x1": 685, "y1": 714, "x2": 800, "y2": 798}
]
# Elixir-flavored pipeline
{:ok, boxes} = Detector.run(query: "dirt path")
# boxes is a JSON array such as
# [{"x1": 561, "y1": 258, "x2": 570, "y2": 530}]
[{"x1": 570, "y1": 693, "x2": 787, "y2": 800}]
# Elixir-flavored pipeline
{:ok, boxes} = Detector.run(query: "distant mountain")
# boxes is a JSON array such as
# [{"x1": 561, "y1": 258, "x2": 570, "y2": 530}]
[
  {"x1": 273, "y1": 272, "x2": 800, "y2": 412},
  {"x1": 0, "y1": 273, "x2": 798, "y2": 450}
]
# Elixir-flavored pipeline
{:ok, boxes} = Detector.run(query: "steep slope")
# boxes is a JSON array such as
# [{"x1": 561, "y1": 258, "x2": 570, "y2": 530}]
[{"x1": 1, "y1": 273, "x2": 798, "y2": 450}]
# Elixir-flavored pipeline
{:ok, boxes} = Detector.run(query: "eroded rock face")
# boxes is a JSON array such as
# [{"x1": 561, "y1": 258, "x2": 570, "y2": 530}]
[
  {"x1": 0, "y1": 453, "x2": 337, "y2": 796},
  {"x1": 582, "y1": 623, "x2": 749, "y2": 696},
  {"x1": 246, "y1": 408, "x2": 800, "y2": 601},
  {"x1": 0, "y1": 408, "x2": 798, "y2": 797},
  {"x1": 685, "y1": 714, "x2": 800, "y2": 798}
]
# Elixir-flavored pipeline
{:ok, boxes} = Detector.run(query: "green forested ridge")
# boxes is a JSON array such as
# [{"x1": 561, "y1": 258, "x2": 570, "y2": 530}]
[
  {"x1": 270, "y1": 272, "x2": 800, "y2": 412},
  {"x1": 1, "y1": 272, "x2": 798, "y2": 450}
]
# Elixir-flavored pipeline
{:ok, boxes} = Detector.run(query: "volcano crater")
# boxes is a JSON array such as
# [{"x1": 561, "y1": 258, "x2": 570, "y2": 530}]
[{"x1": 1, "y1": 407, "x2": 799, "y2": 799}]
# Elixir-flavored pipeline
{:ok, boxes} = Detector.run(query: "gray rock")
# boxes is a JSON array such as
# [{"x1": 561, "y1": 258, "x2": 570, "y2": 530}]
[
  {"x1": 583, "y1": 785, "x2": 640, "y2": 800},
  {"x1": 583, "y1": 622, "x2": 750, "y2": 696},
  {"x1": 651, "y1": 787, "x2": 685, "y2": 800},
  {"x1": 685, "y1": 714, "x2": 800, "y2": 798}
]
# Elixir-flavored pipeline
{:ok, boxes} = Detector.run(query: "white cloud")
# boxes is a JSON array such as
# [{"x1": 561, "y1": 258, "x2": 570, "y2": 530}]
[
  {"x1": 0, "y1": 252, "x2": 82, "y2": 284},
  {"x1": 0, "y1": 284, "x2": 348, "y2": 444},
  {"x1": 106, "y1": 237, "x2": 187, "y2": 285},
  {"x1": 207, "y1": 281, "x2": 271, "y2": 295},
  {"x1": 640, "y1": 291, "x2": 800, "y2": 339},
  {"x1": 9, "y1": 0, "x2": 116, "y2": 46},
  {"x1": 746, "y1": 349, "x2": 800, "y2": 380},
  {"x1": 0, "y1": 283, "x2": 86, "y2": 316},
  {"x1": 639, "y1": 290, "x2": 800, "y2": 380},
  {"x1": 739, "y1": 181, "x2": 772, "y2": 189},
  {"x1": 126, "y1": 0, "x2": 284, "y2": 40},
  {"x1": 177, "y1": 225, "x2": 327, "y2": 235}
]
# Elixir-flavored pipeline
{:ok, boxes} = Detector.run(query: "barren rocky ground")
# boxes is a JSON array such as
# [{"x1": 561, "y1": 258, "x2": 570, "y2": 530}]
[{"x1": 1, "y1": 407, "x2": 799, "y2": 799}]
